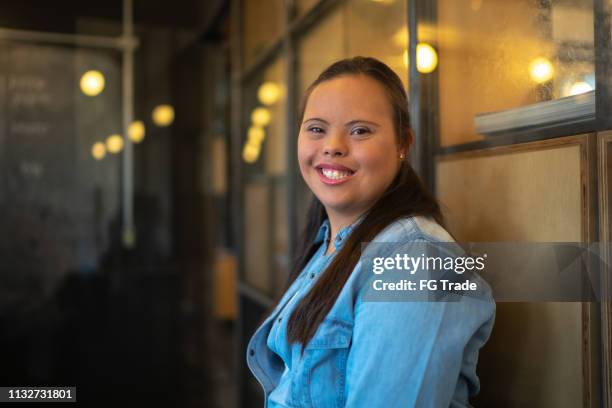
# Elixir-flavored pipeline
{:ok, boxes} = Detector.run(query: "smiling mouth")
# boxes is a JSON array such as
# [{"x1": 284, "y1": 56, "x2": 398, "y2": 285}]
[{"x1": 316, "y1": 167, "x2": 355, "y2": 183}]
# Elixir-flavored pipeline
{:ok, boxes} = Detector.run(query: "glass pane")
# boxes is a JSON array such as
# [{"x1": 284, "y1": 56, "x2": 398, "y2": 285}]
[
  {"x1": 263, "y1": 59, "x2": 287, "y2": 176},
  {"x1": 346, "y1": 0, "x2": 408, "y2": 89},
  {"x1": 297, "y1": 8, "x2": 346, "y2": 98},
  {"x1": 0, "y1": 44, "x2": 122, "y2": 291},
  {"x1": 243, "y1": 0, "x2": 285, "y2": 68},
  {"x1": 242, "y1": 56, "x2": 287, "y2": 294},
  {"x1": 437, "y1": 0, "x2": 595, "y2": 146},
  {"x1": 242, "y1": 57, "x2": 286, "y2": 176}
]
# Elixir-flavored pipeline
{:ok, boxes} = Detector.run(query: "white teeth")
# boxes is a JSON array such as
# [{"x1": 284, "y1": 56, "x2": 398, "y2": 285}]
[{"x1": 321, "y1": 168, "x2": 352, "y2": 180}]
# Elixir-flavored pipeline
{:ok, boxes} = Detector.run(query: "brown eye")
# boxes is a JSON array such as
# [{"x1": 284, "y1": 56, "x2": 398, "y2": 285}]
[
  {"x1": 351, "y1": 127, "x2": 371, "y2": 136},
  {"x1": 308, "y1": 127, "x2": 324, "y2": 134}
]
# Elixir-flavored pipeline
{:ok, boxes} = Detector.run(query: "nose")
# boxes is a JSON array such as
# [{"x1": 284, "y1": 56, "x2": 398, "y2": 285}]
[{"x1": 323, "y1": 131, "x2": 348, "y2": 157}]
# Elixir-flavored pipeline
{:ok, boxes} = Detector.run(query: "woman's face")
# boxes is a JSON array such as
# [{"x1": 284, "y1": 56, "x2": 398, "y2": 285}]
[{"x1": 298, "y1": 74, "x2": 404, "y2": 222}]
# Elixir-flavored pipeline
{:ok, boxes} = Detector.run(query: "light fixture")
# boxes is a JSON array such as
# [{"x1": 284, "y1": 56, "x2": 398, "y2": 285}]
[
  {"x1": 257, "y1": 82, "x2": 281, "y2": 106},
  {"x1": 568, "y1": 81, "x2": 593, "y2": 96},
  {"x1": 251, "y1": 107, "x2": 271, "y2": 127},
  {"x1": 529, "y1": 57, "x2": 554, "y2": 84},
  {"x1": 91, "y1": 142, "x2": 106, "y2": 160},
  {"x1": 128, "y1": 120, "x2": 146, "y2": 143},
  {"x1": 106, "y1": 134, "x2": 124, "y2": 154},
  {"x1": 242, "y1": 142, "x2": 260, "y2": 163},
  {"x1": 416, "y1": 43, "x2": 438, "y2": 74},
  {"x1": 247, "y1": 126, "x2": 265, "y2": 144},
  {"x1": 80, "y1": 70, "x2": 105, "y2": 96},
  {"x1": 152, "y1": 104, "x2": 175, "y2": 127}
]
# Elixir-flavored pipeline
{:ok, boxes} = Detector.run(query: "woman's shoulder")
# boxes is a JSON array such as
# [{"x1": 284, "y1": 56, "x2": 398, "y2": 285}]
[{"x1": 372, "y1": 215, "x2": 454, "y2": 244}]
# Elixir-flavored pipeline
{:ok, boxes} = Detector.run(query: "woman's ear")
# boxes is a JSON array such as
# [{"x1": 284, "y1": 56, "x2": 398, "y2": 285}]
[
  {"x1": 407, "y1": 129, "x2": 415, "y2": 148},
  {"x1": 399, "y1": 129, "x2": 414, "y2": 158}
]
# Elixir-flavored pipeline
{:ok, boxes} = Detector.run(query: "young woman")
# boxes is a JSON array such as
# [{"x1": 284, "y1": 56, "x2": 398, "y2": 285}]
[{"x1": 246, "y1": 57, "x2": 495, "y2": 407}]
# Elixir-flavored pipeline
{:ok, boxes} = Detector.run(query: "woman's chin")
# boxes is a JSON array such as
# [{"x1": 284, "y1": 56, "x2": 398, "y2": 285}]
[{"x1": 319, "y1": 199, "x2": 359, "y2": 216}]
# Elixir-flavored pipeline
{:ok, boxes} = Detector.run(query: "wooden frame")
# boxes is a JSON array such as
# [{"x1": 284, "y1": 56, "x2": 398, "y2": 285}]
[
  {"x1": 437, "y1": 134, "x2": 601, "y2": 407},
  {"x1": 599, "y1": 131, "x2": 612, "y2": 408}
]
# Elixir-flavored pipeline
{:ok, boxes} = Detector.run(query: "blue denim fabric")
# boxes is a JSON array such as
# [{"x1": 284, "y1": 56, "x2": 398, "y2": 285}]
[{"x1": 246, "y1": 216, "x2": 496, "y2": 408}]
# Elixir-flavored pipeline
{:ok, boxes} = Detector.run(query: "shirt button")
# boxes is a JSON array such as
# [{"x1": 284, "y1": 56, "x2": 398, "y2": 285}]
[
  {"x1": 310, "y1": 273, "x2": 315, "y2": 279},
  {"x1": 277, "y1": 317, "x2": 282, "y2": 322},
  {"x1": 249, "y1": 349, "x2": 255, "y2": 357}
]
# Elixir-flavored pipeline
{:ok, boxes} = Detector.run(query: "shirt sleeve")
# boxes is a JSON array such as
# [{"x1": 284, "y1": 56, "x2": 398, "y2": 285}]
[{"x1": 344, "y1": 282, "x2": 495, "y2": 407}]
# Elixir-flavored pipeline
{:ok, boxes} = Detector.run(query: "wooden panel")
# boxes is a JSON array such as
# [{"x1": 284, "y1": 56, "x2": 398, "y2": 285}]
[
  {"x1": 436, "y1": 137, "x2": 584, "y2": 242},
  {"x1": 436, "y1": 135, "x2": 593, "y2": 407},
  {"x1": 599, "y1": 131, "x2": 612, "y2": 408}
]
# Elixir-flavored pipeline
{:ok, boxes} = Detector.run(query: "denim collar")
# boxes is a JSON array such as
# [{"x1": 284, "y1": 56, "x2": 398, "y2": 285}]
[{"x1": 313, "y1": 213, "x2": 366, "y2": 249}]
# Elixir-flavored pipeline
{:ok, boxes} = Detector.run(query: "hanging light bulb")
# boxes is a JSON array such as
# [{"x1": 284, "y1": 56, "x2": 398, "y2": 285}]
[
  {"x1": 416, "y1": 43, "x2": 438, "y2": 74},
  {"x1": 80, "y1": 70, "x2": 105, "y2": 96},
  {"x1": 247, "y1": 126, "x2": 265, "y2": 145},
  {"x1": 251, "y1": 107, "x2": 271, "y2": 127},
  {"x1": 128, "y1": 120, "x2": 146, "y2": 143},
  {"x1": 529, "y1": 57, "x2": 554, "y2": 84},
  {"x1": 106, "y1": 134, "x2": 124, "y2": 154},
  {"x1": 152, "y1": 104, "x2": 175, "y2": 127},
  {"x1": 91, "y1": 142, "x2": 106, "y2": 160},
  {"x1": 257, "y1": 82, "x2": 281, "y2": 106},
  {"x1": 242, "y1": 142, "x2": 260, "y2": 163}
]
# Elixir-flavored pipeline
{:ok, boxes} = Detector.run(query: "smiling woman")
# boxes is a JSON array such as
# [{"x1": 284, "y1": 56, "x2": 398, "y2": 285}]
[
  {"x1": 298, "y1": 74, "x2": 406, "y2": 246},
  {"x1": 246, "y1": 57, "x2": 495, "y2": 407}
]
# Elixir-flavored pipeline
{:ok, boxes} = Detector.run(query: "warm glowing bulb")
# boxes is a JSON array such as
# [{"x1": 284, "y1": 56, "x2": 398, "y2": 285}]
[
  {"x1": 128, "y1": 120, "x2": 146, "y2": 143},
  {"x1": 91, "y1": 142, "x2": 106, "y2": 160},
  {"x1": 152, "y1": 104, "x2": 175, "y2": 127},
  {"x1": 242, "y1": 142, "x2": 260, "y2": 163},
  {"x1": 106, "y1": 134, "x2": 124, "y2": 154},
  {"x1": 529, "y1": 57, "x2": 554, "y2": 83},
  {"x1": 247, "y1": 126, "x2": 265, "y2": 145},
  {"x1": 251, "y1": 107, "x2": 271, "y2": 126},
  {"x1": 416, "y1": 43, "x2": 438, "y2": 74},
  {"x1": 80, "y1": 70, "x2": 105, "y2": 96},
  {"x1": 568, "y1": 81, "x2": 593, "y2": 96},
  {"x1": 258, "y1": 82, "x2": 281, "y2": 106}
]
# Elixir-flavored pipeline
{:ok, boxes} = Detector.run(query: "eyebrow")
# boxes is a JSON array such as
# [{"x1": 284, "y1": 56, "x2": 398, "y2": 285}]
[{"x1": 302, "y1": 118, "x2": 381, "y2": 127}]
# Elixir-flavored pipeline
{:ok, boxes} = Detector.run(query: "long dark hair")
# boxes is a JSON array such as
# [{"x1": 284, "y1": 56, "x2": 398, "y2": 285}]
[{"x1": 285, "y1": 56, "x2": 446, "y2": 350}]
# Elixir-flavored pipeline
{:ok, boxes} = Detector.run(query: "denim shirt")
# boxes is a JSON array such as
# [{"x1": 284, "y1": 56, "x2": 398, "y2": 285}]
[{"x1": 246, "y1": 216, "x2": 496, "y2": 408}]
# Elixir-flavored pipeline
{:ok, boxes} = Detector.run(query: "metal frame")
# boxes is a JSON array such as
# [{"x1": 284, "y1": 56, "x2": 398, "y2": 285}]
[
  {"x1": 409, "y1": 0, "x2": 438, "y2": 190},
  {"x1": 121, "y1": 0, "x2": 136, "y2": 249}
]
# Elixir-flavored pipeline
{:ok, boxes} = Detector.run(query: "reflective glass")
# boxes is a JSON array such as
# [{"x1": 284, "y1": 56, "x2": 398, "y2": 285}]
[
  {"x1": 243, "y1": 0, "x2": 285, "y2": 68},
  {"x1": 437, "y1": 0, "x2": 595, "y2": 146}
]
